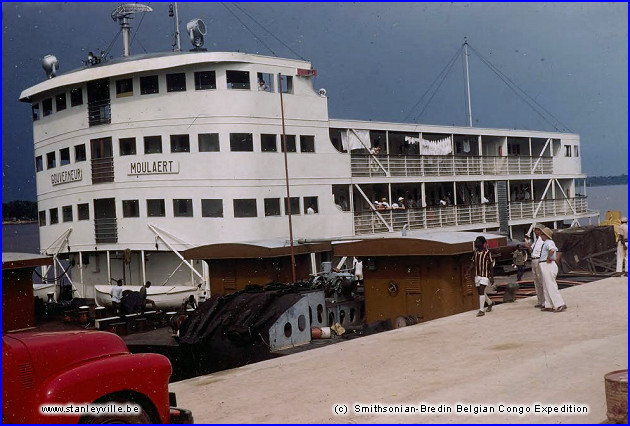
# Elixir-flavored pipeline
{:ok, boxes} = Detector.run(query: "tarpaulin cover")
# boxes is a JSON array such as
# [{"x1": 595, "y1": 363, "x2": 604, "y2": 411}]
[
  {"x1": 177, "y1": 282, "x2": 310, "y2": 373},
  {"x1": 552, "y1": 225, "x2": 616, "y2": 274}
]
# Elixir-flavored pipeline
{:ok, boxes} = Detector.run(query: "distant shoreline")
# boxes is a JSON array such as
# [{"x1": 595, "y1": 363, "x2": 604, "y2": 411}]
[{"x1": 2, "y1": 220, "x2": 37, "y2": 225}]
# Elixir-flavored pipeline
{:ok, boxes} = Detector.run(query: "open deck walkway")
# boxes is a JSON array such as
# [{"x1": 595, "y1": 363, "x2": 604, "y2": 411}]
[{"x1": 171, "y1": 277, "x2": 627, "y2": 423}]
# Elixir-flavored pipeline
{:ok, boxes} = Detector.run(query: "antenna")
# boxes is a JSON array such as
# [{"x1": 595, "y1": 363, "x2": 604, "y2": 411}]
[
  {"x1": 169, "y1": 3, "x2": 181, "y2": 52},
  {"x1": 463, "y1": 37, "x2": 473, "y2": 127},
  {"x1": 111, "y1": 3, "x2": 153, "y2": 57},
  {"x1": 186, "y1": 18, "x2": 207, "y2": 51}
]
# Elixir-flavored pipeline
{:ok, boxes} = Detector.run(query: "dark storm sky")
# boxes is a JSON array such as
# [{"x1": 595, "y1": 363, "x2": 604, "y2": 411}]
[{"x1": 2, "y1": 2, "x2": 627, "y2": 201}]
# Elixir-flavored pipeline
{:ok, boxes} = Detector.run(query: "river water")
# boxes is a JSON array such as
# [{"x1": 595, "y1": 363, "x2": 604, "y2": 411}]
[{"x1": 2, "y1": 184, "x2": 627, "y2": 253}]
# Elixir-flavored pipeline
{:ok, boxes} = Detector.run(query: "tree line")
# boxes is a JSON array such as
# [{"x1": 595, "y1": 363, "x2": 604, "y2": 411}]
[
  {"x1": 2, "y1": 201, "x2": 38, "y2": 221},
  {"x1": 586, "y1": 174, "x2": 628, "y2": 187}
]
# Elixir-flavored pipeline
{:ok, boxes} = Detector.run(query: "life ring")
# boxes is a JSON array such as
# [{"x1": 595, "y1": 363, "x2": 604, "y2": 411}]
[{"x1": 387, "y1": 280, "x2": 399, "y2": 296}]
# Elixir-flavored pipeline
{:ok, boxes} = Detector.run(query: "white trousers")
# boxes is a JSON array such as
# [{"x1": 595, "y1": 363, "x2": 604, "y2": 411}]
[
  {"x1": 616, "y1": 241, "x2": 627, "y2": 273},
  {"x1": 540, "y1": 261, "x2": 565, "y2": 309},
  {"x1": 531, "y1": 259, "x2": 545, "y2": 305}
]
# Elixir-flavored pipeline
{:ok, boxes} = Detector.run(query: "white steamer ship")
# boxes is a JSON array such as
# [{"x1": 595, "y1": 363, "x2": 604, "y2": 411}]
[{"x1": 19, "y1": 4, "x2": 597, "y2": 301}]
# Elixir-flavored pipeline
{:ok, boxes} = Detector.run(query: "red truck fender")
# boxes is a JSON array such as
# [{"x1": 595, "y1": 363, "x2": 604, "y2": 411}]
[{"x1": 32, "y1": 352, "x2": 172, "y2": 424}]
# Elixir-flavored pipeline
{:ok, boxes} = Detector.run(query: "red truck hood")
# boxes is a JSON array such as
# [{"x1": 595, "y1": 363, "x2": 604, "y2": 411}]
[{"x1": 4, "y1": 330, "x2": 129, "y2": 383}]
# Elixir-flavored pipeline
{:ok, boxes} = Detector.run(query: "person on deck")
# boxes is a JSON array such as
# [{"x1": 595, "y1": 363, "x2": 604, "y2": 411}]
[
  {"x1": 139, "y1": 281, "x2": 158, "y2": 314},
  {"x1": 110, "y1": 279, "x2": 123, "y2": 314}
]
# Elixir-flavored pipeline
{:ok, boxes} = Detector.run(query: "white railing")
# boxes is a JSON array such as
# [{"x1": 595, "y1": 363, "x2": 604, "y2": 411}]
[
  {"x1": 350, "y1": 153, "x2": 553, "y2": 177},
  {"x1": 353, "y1": 197, "x2": 588, "y2": 235}
]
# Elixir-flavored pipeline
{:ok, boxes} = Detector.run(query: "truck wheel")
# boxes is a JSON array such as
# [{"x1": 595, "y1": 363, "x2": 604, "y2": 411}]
[{"x1": 79, "y1": 399, "x2": 151, "y2": 424}]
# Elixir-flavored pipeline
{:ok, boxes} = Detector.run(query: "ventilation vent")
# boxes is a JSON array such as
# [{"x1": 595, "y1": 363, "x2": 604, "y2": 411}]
[{"x1": 18, "y1": 363, "x2": 34, "y2": 390}]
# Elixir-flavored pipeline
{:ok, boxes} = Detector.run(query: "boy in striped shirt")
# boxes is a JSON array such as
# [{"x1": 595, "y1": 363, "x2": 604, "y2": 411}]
[{"x1": 466, "y1": 236, "x2": 495, "y2": 317}]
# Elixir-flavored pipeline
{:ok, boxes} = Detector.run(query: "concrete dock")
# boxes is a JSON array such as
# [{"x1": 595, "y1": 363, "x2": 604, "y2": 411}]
[{"x1": 170, "y1": 277, "x2": 628, "y2": 423}]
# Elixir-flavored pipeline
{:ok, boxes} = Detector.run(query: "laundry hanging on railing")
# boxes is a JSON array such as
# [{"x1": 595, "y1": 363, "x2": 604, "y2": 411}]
[
  {"x1": 342, "y1": 129, "x2": 370, "y2": 151},
  {"x1": 406, "y1": 135, "x2": 452, "y2": 155}
]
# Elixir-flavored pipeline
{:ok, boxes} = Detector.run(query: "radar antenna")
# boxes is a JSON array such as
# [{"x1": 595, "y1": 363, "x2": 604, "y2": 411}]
[{"x1": 111, "y1": 3, "x2": 153, "y2": 57}]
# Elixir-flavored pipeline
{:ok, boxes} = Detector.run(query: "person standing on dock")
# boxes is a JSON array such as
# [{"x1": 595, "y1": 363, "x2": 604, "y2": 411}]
[
  {"x1": 110, "y1": 279, "x2": 123, "y2": 314},
  {"x1": 525, "y1": 224, "x2": 546, "y2": 308},
  {"x1": 616, "y1": 217, "x2": 628, "y2": 276},
  {"x1": 512, "y1": 244, "x2": 528, "y2": 281},
  {"x1": 466, "y1": 236, "x2": 495, "y2": 317},
  {"x1": 539, "y1": 227, "x2": 567, "y2": 313}
]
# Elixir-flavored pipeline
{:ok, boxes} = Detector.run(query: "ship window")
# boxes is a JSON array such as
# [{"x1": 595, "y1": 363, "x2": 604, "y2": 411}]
[
  {"x1": 284, "y1": 197, "x2": 300, "y2": 215},
  {"x1": 166, "y1": 73, "x2": 187, "y2": 92},
  {"x1": 46, "y1": 152, "x2": 56, "y2": 169},
  {"x1": 62, "y1": 205, "x2": 73, "y2": 222},
  {"x1": 280, "y1": 75, "x2": 293, "y2": 94},
  {"x1": 38, "y1": 211, "x2": 46, "y2": 226},
  {"x1": 78, "y1": 203, "x2": 89, "y2": 220},
  {"x1": 116, "y1": 78, "x2": 134, "y2": 97},
  {"x1": 329, "y1": 128, "x2": 346, "y2": 153},
  {"x1": 119, "y1": 138, "x2": 136, "y2": 156},
  {"x1": 170, "y1": 134, "x2": 190, "y2": 153},
  {"x1": 300, "y1": 135, "x2": 315, "y2": 153},
  {"x1": 198, "y1": 133, "x2": 220, "y2": 152},
  {"x1": 122, "y1": 200, "x2": 140, "y2": 217},
  {"x1": 304, "y1": 196, "x2": 318, "y2": 214},
  {"x1": 202, "y1": 199, "x2": 223, "y2": 218},
  {"x1": 226, "y1": 70, "x2": 250, "y2": 90},
  {"x1": 140, "y1": 75, "x2": 160, "y2": 95},
  {"x1": 194, "y1": 71, "x2": 216, "y2": 90},
  {"x1": 49, "y1": 208, "x2": 59, "y2": 225},
  {"x1": 75, "y1": 144, "x2": 86, "y2": 162},
  {"x1": 261, "y1": 134, "x2": 277, "y2": 152},
  {"x1": 60, "y1": 148, "x2": 70, "y2": 166},
  {"x1": 35, "y1": 156, "x2": 43, "y2": 172},
  {"x1": 147, "y1": 199, "x2": 165, "y2": 217},
  {"x1": 257, "y1": 73, "x2": 274, "y2": 92},
  {"x1": 564, "y1": 145, "x2": 572, "y2": 157},
  {"x1": 173, "y1": 199, "x2": 193, "y2": 217},
  {"x1": 234, "y1": 199, "x2": 257, "y2": 218},
  {"x1": 32, "y1": 103, "x2": 40, "y2": 121},
  {"x1": 508, "y1": 143, "x2": 521, "y2": 155},
  {"x1": 230, "y1": 133, "x2": 253, "y2": 152},
  {"x1": 56, "y1": 93, "x2": 67, "y2": 112},
  {"x1": 144, "y1": 136, "x2": 163, "y2": 154},
  {"x1": 43, "y1": 98, "x2": 53, "y2": 116},
  {"x1": 574, "y1": 145, "x2": 579, "y2": 157},
  {"x1": 70, "y1": 87, "x2": 83, "y2": 106},
  {"x1": 264, "y1": 198, "x2": 281, "y2": 216},
  {"x1": 280, "y1": 135, "x2": 297, "y2": 153}
]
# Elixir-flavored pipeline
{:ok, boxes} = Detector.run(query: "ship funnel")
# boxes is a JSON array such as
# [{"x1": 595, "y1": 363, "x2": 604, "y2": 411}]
[
  {"x1": 186, "y1": 18, "x2": 207, "y2": 50},
  {"x1": 42, "y1": 55, "x2": 59, "y2": 79},
  {"x1": 111, "y1": 3, "x2": 153, "y2": 57}
]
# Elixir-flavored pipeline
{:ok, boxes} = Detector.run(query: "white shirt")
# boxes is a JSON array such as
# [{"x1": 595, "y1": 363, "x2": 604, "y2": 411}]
[
  {"x1": 531, "y1": 237, "x2": 544, "y2": 258},
  {"x1": 306, "y1": 207, "x2": 315, "y2": 215},
  {"x1": 353, "y1": 257, "x2": 363, "y2": 280},
  {"x1": 110, "y1": 285, "x2": 123, "y2": 303}
]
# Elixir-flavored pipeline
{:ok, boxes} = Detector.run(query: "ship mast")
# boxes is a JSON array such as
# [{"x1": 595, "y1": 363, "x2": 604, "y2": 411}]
[
  {"x1": 464, "y1": 37, "x2": 473, "y2": 127},
  {"x1": 170, "y1": 3, "x2": 182, "y2": 52},
  {"x1": 278, "y1": 74, "x2": 297, "y2": 283}
]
